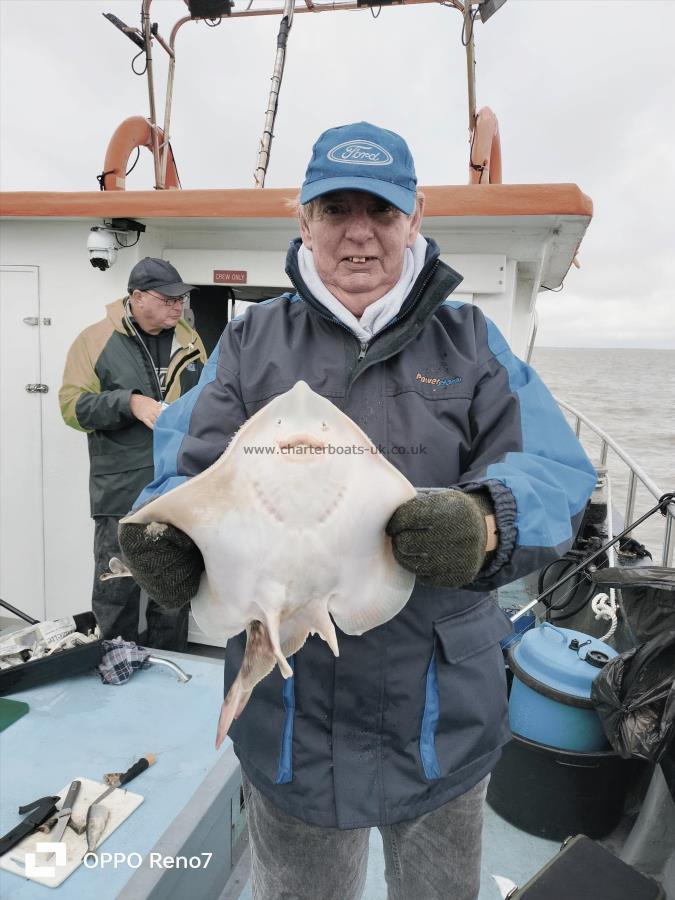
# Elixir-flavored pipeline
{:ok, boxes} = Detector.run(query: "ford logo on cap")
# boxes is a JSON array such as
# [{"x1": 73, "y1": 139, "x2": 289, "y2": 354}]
[
  {"x1": 301, "y1": 122, "x2": 417, "y2": 214},
  {"x1": 327, "y1": 140, "x2": 393, "y2": 166}
]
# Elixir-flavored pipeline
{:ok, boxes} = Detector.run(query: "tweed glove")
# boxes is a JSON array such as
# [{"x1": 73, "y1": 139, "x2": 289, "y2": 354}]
[
  {"x1": 386, "y1": 489, "x2": 495, "y2": 588},
  {"x1": 118, "y1": 521, "x2": 204, "y2": 609}
]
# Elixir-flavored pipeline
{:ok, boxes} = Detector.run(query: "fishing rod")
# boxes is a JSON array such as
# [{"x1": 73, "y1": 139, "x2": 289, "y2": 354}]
[{"x1": 510, "y1": 491, "x2": 675, "y2": 624}]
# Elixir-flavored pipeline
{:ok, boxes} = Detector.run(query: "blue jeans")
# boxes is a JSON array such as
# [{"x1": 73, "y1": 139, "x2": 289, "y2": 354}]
[{"x1": 242, "y1": 771, "x2": 489, "y2": 900}]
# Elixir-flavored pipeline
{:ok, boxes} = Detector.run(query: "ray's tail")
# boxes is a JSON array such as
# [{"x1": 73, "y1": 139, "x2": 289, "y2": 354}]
[
  {"x1": 215, "y1": 681, "x2": 252, "y2": 750},
  {"x1": 215, "y1": 619, "x2": 277, "y2": 749},
  {"x1": 214, "y1": 607, "x2": 341, "y2": 750}
]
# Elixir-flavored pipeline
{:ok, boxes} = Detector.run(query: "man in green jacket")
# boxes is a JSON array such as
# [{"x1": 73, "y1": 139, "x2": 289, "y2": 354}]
[{"x1": 59, "y1": 258, "x2": 207, "y2": 649}]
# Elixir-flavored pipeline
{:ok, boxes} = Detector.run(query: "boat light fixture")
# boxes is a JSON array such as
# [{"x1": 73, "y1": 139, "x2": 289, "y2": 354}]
[
  {"x1": 478, "y1": 0, "x2": 507, "y2": 24},
  {"x1": 186, "y1": 0, "x2": 233, "y2": 18},
  {"x1": 102, "y1": 13, "x2": 146, "y2": 50}
]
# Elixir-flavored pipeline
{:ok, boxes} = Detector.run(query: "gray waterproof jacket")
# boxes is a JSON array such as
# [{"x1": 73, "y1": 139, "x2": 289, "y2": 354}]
[{"x1": 136, "y1": 238, "x2": 597, "y2": 827}]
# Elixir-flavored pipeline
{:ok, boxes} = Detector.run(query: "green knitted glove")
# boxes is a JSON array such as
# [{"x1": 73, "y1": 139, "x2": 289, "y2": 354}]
[
  {"x1": 118, "y1": 521, "x2": 204, "y2": 609},
  {"x1": 386, "y1": 489, "x2": 495, "y2": 588}
]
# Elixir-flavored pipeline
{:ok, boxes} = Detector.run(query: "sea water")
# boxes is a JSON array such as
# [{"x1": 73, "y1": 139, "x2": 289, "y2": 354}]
[{"x1": 532, "y1": 347, "x2": 675, "y2": 560}]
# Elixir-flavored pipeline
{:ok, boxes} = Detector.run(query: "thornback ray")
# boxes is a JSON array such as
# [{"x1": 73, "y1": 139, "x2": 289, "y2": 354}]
[{"x1": 121, "y1": 381, "x2": 416, "y2": 745}]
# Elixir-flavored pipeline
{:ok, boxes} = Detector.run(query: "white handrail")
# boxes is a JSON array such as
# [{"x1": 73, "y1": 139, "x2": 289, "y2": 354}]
[{"x1": 555, "y1": 397, "x2": 674, "y2": 566}]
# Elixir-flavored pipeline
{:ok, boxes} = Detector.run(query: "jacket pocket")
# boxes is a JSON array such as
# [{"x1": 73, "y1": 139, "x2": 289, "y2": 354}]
[
  {"x1": 90, "y1": 449, "x2": 153, "y2": 475},
  {"x1": 420, "y1": 600, "x2": 512, "y2": 780}
]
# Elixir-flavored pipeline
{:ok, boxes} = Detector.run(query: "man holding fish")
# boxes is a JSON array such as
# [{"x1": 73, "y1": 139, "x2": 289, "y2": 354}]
[{"x1": 119, "y1": 123, "x2": 596, "y2": 899}]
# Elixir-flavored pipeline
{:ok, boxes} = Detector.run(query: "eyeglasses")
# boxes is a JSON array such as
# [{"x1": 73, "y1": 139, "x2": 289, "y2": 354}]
[{"x1": 146, "y1": 290, "x2": 189, "y2": 307}]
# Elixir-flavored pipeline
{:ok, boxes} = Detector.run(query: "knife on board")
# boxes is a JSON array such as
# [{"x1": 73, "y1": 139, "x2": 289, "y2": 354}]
[
  {"x1": 69, "y1": 753, "x2": 156, "y2": 835},
  {"x1": 43, "y1": 779, "x2": 82, "y2": 860}
]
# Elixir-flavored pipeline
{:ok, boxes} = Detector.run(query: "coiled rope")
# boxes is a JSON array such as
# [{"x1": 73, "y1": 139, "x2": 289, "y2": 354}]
[{"x1": 591, "y1": 592, "x2": 618, "y2": 642}]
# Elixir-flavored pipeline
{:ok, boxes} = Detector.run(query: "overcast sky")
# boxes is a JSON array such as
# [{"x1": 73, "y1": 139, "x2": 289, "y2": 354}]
[{"x1": 1, "y1": 0, "x2": 674, "y2": 348}]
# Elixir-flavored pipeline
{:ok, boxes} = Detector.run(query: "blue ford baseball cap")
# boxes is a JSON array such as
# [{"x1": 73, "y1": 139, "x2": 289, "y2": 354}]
[{"x1": 300, "y1": 122, "x2": 417, "y2": 215}]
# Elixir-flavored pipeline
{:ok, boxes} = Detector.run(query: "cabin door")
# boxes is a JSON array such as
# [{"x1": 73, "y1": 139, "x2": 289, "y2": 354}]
[{"x1": 0, "y1": 266, "x2": 46, "y2": 622}]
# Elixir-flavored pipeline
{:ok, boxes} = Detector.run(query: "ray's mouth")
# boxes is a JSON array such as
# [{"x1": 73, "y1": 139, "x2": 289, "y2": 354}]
[{"x1": 277, "y1": 433, "x2": 326, "y2": 452}]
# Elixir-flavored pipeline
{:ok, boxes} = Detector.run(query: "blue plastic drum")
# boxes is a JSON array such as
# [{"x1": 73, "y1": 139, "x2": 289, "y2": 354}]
[{"x1": 507, "y1": 622, "x2": 617, "y2": 752}]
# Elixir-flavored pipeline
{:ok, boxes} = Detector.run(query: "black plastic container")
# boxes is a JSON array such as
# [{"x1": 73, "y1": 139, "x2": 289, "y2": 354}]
[
  {"x1": 0, "y1": 612, "x2": 103, "y2": 696},
  {"x1": 487, "y1": 732, "x2": 643, "y2": 840}
]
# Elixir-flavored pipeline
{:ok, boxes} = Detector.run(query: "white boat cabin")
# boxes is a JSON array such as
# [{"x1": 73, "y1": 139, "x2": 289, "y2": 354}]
[{"x1": 0, "y1": 183, "x2": 592, "y2": 637}]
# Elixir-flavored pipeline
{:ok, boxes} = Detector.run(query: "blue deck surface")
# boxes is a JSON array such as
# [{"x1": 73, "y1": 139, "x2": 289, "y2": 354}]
[
  {"x1": 2, "y1": 633, "x2": 563, "y2": 900},
  {"x1": 0, "y1": 651, "x2": 229, "y2": 899}
]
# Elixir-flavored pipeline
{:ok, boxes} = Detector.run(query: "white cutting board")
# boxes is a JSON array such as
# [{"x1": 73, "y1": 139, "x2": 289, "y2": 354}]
[{"x1": 0, "y1": 777, "x2": 143, "y2": 888}]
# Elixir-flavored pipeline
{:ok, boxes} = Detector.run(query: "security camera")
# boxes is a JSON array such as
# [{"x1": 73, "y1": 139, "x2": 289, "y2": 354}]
[
  {"x1": 87, "y1": 219, "x2": 145, "y2": 271},
  {"x1": 87, "y1": 227, "x2": 118, "y2": 271}
]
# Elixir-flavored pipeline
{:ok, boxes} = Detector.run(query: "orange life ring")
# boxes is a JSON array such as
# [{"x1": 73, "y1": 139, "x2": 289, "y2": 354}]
[
  {"x1": 101, "y1": 116, "x2": 181, "y2": 191},
  {"x1": 469, "y1": 106, "x2": 502, "y2": 185}
]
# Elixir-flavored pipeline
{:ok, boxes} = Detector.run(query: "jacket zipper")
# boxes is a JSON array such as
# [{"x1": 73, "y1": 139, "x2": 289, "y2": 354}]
[
  {"x1": 164, "y1": 348, "x2": 201, "y2": 398},
  {"x1": 288, "y1": 259, "x2": 441, "y2": 378},
  {"x1": 123, "y1": 313, "x2": 165, "y2": 400}
]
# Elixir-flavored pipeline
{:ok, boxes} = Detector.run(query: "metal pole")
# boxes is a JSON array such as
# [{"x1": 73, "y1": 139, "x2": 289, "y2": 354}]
[
  {"x1": 220, "y1": 0, "x2": 442, "y2": 19},
  {"x1": 464, "y1": 3, "x2": 477, "y2": 135},
  {"x1": 663, "y1": 512, "x2": 674, "y2": 567},
  {"x1": 625, "y1": 469, "x2": 638, "y2": 528},
  {"x1": 142, "y1": 0, "x2": 163, "y2": 189},
  {"x1": 160, "y1": 19, "x2": 189, "y2": 190},
  {"x1": 254, "y1": 0, "x2": 296, "y2": 188},
  {"x1": 526, "y1": 310, "x2": 538, "y2": 364}
]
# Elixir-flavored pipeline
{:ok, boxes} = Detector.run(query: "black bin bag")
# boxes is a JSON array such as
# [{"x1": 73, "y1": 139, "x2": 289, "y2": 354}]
[
  {"x1": 591, "y1": 566, "x2": 675, "y2": 643},
  {"x1": 591, "y1": 628, "x2": 675, "y2": 764}
]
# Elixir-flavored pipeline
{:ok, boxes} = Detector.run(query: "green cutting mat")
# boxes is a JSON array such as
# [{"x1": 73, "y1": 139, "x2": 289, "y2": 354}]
[{"x1": 0, "y1": 697, "x2": 29, "y2": 731}]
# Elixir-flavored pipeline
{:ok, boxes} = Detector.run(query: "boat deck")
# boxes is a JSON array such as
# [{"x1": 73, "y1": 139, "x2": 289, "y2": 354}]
[
  {"x1": 3, "y1": 637, "x2": 671, "y2": 900},
  {"x1": 0, "y1": 644, "x2": 563, "y2": 900}
]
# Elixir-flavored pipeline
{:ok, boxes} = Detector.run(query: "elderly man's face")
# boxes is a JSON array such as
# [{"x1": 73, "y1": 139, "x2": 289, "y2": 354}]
[{"x1": 299, "y1": 190, "x2": 423, "y2": 316}]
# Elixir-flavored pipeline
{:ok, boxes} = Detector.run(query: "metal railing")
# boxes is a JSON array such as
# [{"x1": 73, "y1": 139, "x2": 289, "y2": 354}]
[{"x1": 556, "y1": 398, "x2": 674, "y2": 566}]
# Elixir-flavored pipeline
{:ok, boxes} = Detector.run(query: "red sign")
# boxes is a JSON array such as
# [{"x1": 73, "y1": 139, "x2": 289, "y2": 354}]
[{"x1": 213, "y1": 269, "x2": 247, "y2": 284}]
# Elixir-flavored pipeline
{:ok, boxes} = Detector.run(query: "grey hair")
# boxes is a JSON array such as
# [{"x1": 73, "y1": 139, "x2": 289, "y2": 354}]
[{"x1": 293, "y1": 191, "x2": 423, "y2": 224}]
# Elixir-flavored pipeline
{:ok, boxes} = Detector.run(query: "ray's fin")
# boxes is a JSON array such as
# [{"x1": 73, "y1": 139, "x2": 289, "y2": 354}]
[
  {"x1": 280, "y1": 626, "x2": 310, "y2": 659},
  {"x1": 329, "y1": 575, "x2": 413, "y2": 636},
  {"x1": 263, "y1": 610, "x2": 294, "y2": 679},
  {"x1": 314, "y1": 606, "x2": 340, "y2": 657}
]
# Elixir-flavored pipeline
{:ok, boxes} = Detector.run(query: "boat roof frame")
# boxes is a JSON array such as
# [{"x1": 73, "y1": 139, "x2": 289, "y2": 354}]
[{"x1": 0, "y1": 184, "x2": 592, "y2": 220}]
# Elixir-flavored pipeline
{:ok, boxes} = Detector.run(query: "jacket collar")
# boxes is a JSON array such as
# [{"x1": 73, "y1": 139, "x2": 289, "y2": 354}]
[
  {"x1": 284, "y1": 236, "x2": 463, "y2": 335},
  {"x1": 105, "y1": 297, "x2": 199, "y2": 350}
]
